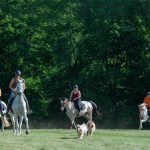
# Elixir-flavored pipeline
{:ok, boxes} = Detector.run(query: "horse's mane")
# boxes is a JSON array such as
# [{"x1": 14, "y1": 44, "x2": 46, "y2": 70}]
[
  {"x1": 138, "y1": 103, "x2": 147, "y2": 107},
  {"x1": 62, "y1": 97, "x2": 71, "y2": 102}
]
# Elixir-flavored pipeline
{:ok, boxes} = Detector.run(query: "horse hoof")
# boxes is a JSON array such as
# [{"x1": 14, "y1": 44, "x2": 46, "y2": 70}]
[{"x1": 25, "y1": 131, "x2": 29, "y2": 135}]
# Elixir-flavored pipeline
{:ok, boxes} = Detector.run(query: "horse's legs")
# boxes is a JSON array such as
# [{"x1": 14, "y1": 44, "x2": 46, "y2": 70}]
[
  {"x1": 89, "y1": 111, "x2": 93, "y2": 121},
  {"x1": 14, "y1": 114, "x2": 19, "y2": 135},
  {"x1": 70, "y1": 117, "x2": 76, "y2": 129},
  {"x1": 1, "y1": 116, "x2": 4, "y2": 132},
  {"x1": 9, "y1": 112, "x2": 15, "y2": 134},
  {"x1": 84, "y1": 111, "x2": 93, "y2": 121},
  {"x1": 71, "y1": 120, "x2": 76, "y2": 129},
  {"x1": 19, "y1": 116, "x2": 23, "y2": 135},
  {"x1": 24, "y1": 114, "x2": 29, "y2": 134},
  {"x1": 139, "y1": 120, "x2": 143, "y2": 130}
]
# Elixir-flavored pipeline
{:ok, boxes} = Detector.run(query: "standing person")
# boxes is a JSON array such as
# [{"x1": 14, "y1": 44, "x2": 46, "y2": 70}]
[
  {"x1": 70, "y1": 85, "x2": 81, "y2": 114},
  {"x1": 144, "y1": 92, "x2": 150, "y2": 115},
  {"x1": 6, "y1": 70, "x2": 31, "y2": 114}
]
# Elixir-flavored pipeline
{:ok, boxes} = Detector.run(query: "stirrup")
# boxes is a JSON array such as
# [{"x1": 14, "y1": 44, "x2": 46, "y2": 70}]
[{"x1": 77, "y1": 111, "x2": 80, "y2": 116}]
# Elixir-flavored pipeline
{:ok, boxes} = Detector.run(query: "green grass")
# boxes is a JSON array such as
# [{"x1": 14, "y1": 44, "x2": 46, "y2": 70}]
[{"x1": 0, "y1": 129, "x2": 150, "y2": 150}]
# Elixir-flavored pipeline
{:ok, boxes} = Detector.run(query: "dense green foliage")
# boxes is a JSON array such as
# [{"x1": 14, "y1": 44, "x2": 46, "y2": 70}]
[{"x1": 0, "y1": 0, "x2": 150, "y2": 128}]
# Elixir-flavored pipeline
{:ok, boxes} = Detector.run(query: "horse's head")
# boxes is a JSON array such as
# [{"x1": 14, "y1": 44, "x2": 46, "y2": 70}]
[
  {"x1": 16, "y1": 79, "x2": 25, "y2": 95},
  {"x1": 59, "y1": 97, "x2": 70, "y2": 111},
  {"x1": 138, "y1": 103, "x2": 147, "y2": 112}
]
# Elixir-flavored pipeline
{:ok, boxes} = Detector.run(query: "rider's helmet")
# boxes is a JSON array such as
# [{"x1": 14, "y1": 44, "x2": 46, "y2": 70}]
[
  {"x1": 73, "y1": 84, "x2": 78, "y2": 89},
  {"x1": 147, "y1": 92, "x2": 150, "y2": 96},
  {"x1": 15, "y1": 70, "x2": 21, "y2": 75}
]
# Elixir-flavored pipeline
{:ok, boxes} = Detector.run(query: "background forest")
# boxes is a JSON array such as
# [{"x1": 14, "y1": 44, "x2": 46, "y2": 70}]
[{"x1": 0, "y1": 0, "x2": 150, "y2": 128}]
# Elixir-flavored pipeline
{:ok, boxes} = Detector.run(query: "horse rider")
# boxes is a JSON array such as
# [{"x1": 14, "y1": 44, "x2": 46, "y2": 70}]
[
  {"x1": 144, "y1": 92, "x2": 150, "y2": 116},
  {"x1": 0, "y1": 87, "x2": 3, "y2": 115},
  {"x1": 6, "y1": 70, "x2": 31, "y2": 114},
  {"x1": 70, "y1": 84, "x2": 81, "y2": 114}
]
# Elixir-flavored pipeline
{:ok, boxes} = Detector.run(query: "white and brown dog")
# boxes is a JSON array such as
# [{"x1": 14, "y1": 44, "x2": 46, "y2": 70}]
[
  {"x1": 87, "y1": 121, "x2": 96, "y2": 136},
  {"x1": 76, "y1": 123, "x2": 88, "y2": 139}
]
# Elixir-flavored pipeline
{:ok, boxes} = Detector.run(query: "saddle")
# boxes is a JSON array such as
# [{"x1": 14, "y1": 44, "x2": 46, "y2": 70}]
[
  {"x1": 79, "y1": 102, "x2": 86, "y2": 111},
  {"x1": 148, "y1": 108, "x2": 150, "y2": 116}
]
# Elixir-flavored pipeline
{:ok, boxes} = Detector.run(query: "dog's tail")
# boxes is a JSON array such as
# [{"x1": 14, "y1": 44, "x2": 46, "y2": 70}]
[{"x1": 89, "y1": 101, "x2": 103, "y2": 119}]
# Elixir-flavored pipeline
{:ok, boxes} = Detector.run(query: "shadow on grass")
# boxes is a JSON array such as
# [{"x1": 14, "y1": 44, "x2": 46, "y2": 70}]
[{"x1": 60, "y1": 137, "x2": 77, "y2": 139}]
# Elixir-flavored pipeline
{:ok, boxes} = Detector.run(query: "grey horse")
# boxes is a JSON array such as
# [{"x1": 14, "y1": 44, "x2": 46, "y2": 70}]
[{"x1": 11, "y1": 79, "x2": 29, "y2": 135}]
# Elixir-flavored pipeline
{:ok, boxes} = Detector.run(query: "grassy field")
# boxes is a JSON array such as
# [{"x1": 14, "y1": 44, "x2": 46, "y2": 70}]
[{"x1": 0, "y1": 129, "x2": 150, "y2": 150}]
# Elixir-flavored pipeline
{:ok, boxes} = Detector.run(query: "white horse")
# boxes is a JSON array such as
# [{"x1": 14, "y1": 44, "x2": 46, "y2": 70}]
[
  {"x1": 11, "y1": 79, "x2": 29, "y2": 135},
  {"x1": 138, "y1": 103, "x2": 149, "y2": 130},
  {"x1": 0, "y1": 100, "x2": 10, "y2": 132},
  {"x1": 60, "y1": 98, "x2": 102, "y2": 128}
]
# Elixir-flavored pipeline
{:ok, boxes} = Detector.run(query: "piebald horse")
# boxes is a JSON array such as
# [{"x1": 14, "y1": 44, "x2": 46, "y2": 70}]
[
  {"x1": 0, "y1": 100, "x2": 10, "y2": 132},
  {"x1": 138, "y1": 103, "x2": 149, "y2": 130},
  {"x1": 11, "y1": 79, "x2": 29, "y2": 135},
  {"x1": 60, "y1": 98, "x2": 102, "y2": 128}
]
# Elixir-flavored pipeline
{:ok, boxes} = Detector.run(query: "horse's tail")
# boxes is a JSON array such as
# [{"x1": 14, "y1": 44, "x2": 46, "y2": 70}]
[{"x1": 89, "y1": 101, "x2": 103, "y2": 119}]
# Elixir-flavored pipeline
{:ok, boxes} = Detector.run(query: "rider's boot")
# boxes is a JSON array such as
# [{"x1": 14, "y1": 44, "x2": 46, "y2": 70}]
[
  {"x1": 6, "y1": 101, "x2": 11, "y2": 115},
  {"x1": 23, "y1": 95, "x2": 32, "y2": 115},
  {"x1": 6, "y1": 103, "x2": 11, "y2": 115},
  {"x1": 6, "y1": 96, "x2": 15, "y2": 115},
  {"x1": 26, "y1": 101, "x2": 32, "y2": 115},
  {"x1": 0, "y1": 100, "x2": 4, "y2": 116},
  {"x1": 77, "y1": 109, "x2": 81, "y2": 116},
  {"x1": 0, "y1": 103, "x2": 3, "y2": 116},
  {"x1": 0, "y1": 109, "x2": 4, "y2": 116},
  {"x1": 148, "y1": 109, "x2": 150, "y2": 116}
]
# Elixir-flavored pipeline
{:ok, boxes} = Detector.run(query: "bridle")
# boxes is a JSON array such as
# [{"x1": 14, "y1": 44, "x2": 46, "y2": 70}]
[
  {"x1": 16, "y1": 79, "x2": 24, "y2": 96},
  {"x1": 60, "y1": 99, "x2": 69, "y2": 111}
]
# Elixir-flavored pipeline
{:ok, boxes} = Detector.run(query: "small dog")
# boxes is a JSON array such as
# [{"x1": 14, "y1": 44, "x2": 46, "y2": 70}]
[
  {"x1": 76, "y1": 123, "x2": 88, "y2": 139},
  {"x1": 87, "y1": 121, "x2": 96, "y2": 136}
]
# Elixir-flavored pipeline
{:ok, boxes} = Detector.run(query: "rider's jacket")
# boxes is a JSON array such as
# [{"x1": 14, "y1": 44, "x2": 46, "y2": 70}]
[{"x1": 144, "y1": 96, "x2": 150, "y2": 108}]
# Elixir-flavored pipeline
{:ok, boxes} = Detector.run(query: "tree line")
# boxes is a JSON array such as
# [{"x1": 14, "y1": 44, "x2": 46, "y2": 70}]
[{"x1": 0, "y1": 0, "x2": 150, "y2": 128}]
